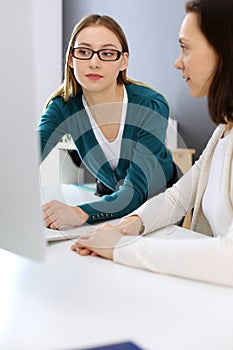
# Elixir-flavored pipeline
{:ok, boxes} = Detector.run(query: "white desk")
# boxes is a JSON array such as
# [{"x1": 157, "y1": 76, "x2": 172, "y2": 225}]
[{"x1": 1, "y1": 186, "x2": 233, "y2": 350}]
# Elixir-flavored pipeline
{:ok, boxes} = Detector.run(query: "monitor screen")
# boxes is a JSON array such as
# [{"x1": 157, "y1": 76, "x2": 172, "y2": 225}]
[{"x1": 0, "y1": 0, "x2": 45, "y2": 260}]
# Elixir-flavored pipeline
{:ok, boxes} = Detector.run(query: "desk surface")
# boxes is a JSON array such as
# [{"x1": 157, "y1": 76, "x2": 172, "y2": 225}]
[{"x1": 1, "y1": 186, "x2": 233, "y2": 350}]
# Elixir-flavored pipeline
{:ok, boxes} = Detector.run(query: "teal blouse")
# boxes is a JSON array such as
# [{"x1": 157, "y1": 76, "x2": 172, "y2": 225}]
[{"x1": 38, "y1": 82, "x2": 174, "y2": 223}]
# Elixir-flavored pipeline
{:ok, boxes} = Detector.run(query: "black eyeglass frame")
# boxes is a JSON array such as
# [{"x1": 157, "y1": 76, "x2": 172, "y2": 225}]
[{"x1": 71, "y1": 47, "x2": 124, "y2": 61}]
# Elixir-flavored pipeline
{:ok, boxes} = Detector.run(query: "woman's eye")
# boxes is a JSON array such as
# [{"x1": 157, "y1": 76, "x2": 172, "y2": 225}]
[
  {"x1": 102, "y1": 51, "x2": 113, "y2": 57},
  {"x1": 79, "y1": 49, "x2": 90, "y2": 55}
]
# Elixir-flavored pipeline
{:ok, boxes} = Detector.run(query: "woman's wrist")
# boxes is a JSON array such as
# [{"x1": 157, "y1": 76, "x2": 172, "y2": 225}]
[
  {"x1": 73, "y1": 206, "x2": 89, "y2": 225},
  {"x1": 116, "y1": 215, "x2": 145, "y2": 235}
]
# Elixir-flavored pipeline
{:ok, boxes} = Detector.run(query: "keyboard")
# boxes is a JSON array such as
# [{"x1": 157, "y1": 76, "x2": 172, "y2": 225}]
[
  {"x1": 45, "y1": 218, "x2": 121, "y2": 242},
  {"x1": 45, "y1": 225, "x2": 95, "y2": 242}
]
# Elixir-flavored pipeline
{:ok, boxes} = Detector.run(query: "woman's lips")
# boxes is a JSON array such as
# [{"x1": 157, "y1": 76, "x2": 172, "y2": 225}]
[{"x1": 86, "y1": 74, "x2": 103, "y2": 80}]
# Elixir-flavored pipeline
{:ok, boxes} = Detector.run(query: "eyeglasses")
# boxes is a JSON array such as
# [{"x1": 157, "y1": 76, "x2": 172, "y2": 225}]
[{"x1": 71, "y1": 47, "x2": 124, "y2": 61}]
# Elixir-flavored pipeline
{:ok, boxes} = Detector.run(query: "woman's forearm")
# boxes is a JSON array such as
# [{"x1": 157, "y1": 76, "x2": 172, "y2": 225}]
[{"x1": 114, "y1": 231, "x2": 233, "y2": 287}]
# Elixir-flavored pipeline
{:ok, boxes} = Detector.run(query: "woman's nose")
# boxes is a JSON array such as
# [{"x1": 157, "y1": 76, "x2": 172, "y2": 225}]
[
  {"x1": 89, "y1": 53, "x2": 101, "y2": 68},
  {"x1": 174, "y1": 55, "x2": 183, "y2": 70}
]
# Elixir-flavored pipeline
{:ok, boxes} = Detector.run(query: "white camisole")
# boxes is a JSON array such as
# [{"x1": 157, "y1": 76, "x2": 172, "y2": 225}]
[
  {"x1": 82, "y1": 86, "x2": 128, "y2": 170},
  {"x1": 202, "y1": 128, "x2": 233, "y2": 237}
]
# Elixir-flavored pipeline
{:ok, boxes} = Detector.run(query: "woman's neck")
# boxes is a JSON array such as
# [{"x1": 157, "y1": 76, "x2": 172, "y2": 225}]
[
  {"x1": 82, "y1": 84, "x2": 124, "y2": 126},
  {"x1": 83, "y1": 84, "x2": 124, "y2": 107},
  {"x1": 223, "y1": 122, "x2": 233, "y2": 137}
]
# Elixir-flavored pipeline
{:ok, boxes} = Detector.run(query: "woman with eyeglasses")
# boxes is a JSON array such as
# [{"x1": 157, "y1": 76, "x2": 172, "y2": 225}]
[
  {"x1": 72, "y1": 0, "x2": 233, "y2": 288},
  {"x1": 39, "y1": 14, "x2": 178, "y2": 230}
]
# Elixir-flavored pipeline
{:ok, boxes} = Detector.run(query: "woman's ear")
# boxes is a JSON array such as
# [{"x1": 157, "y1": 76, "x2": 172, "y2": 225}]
[
  {"x1": 120, "y1": 52, "x2": 129, "y2": 71},
  {"x1": 68, "y1": 54, "x2": 74, "y2": 68}
]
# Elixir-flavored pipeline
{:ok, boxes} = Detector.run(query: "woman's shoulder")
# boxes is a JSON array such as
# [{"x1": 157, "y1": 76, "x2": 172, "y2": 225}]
[
  {"x1": 126, "y1": 80, "x2": 162, "y2": 98},
  {"x1": 125, "y1": 81, "x2": 169, "y2": 117},
  {"x1": 47, "y1": 93, "x2": 83, "y2": 113}
]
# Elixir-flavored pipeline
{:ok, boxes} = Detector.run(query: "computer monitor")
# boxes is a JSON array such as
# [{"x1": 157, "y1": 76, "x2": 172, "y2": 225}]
[{"x1": 0, "y1": 0, "x2": 45, "y2": 260}]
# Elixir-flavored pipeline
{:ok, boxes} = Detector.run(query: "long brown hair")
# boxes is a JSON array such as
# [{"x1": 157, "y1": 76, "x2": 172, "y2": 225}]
[
  {"x1": 44, "y1": 14, "x2": 130, "y2": 108},
  {"x1": 186, "y1": 0, "x2": 233, "y2": 124}
]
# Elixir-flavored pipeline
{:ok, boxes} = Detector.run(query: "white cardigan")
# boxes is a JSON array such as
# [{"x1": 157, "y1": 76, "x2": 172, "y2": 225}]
[{"x1": 114, "y1": 125, "x2": 233, "y2": 287}]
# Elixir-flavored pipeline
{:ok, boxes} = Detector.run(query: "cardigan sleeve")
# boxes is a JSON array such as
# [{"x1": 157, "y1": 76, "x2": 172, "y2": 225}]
[
  {"x1": 113, "y1": 224, "x2": 233, "y2": 287},
  {"x1": 129, "y1": 146, "x2": 203, "y2": 234},
  {"x1": 38, "y1": 89, "x2": 175, "y2": 224},
  {"x1": 38, "y1": 98, "x2": 69, "y2": 161},
  {"x1": 79, "y1": 93, "x2": 175, "y2": 223},
  {"x1": 113, "y1": 125, "x2": 233, "y2": 287},
  {"x1": 128, "y1": 125, "x2": 226, "y2": 234}
]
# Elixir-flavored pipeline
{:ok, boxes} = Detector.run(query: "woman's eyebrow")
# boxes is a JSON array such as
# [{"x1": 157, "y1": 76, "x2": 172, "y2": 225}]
[
  {"x1": 101, "y1": 43, "x2": 119, "y2": 48},
  {"x1": 75, "y1": 42, "x2": 91, "y2": 47},
  {"x1": 76, "y1": 42, "x2": 119, "y2": 49}
]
